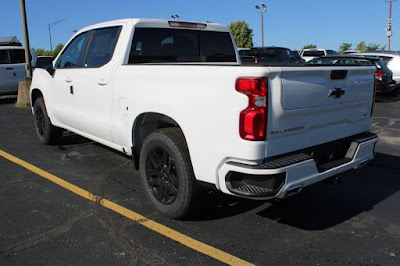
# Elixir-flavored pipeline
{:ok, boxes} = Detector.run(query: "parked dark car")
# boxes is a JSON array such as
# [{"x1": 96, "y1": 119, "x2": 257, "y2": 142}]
[
  {"x1": 239, "y1": 47, "x2": 306, "y2": 65},
  {"x1": 307, "y1": 55, "x2": 395, "y2": 94}
]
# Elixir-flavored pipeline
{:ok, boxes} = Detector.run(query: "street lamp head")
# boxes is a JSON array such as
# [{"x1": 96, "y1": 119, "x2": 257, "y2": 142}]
[
  {"x1": 261, "y1": 3, "x2": 267, "y2": 11},
  {"x1": 255, "y1": 4, "x2": 260, "y2": 11}
]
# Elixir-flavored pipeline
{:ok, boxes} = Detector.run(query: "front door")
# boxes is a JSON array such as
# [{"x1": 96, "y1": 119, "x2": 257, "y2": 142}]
[
  {"x1": 73, "y1": 26, "x2": 121, "y2": 142},
  {"x1": 51, "y1": 31, "x2": 91, "y2": 129}
]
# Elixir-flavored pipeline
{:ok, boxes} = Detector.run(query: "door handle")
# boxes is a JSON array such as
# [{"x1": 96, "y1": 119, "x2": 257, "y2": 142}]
[
  {"x1": 65, "y1": 77, "x2": 73, "y2": 83},
  {"x1": 6, "y1": 67, "x2": 13, "y2": 70},
  {"x1": 97, "y1": 78, "x2": 108, "y2": 86}
]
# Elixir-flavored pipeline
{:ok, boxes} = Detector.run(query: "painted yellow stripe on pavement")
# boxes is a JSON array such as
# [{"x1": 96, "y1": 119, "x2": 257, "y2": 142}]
[{"x1": 0, "y1": 149, "x2": 254, "y2": 266}]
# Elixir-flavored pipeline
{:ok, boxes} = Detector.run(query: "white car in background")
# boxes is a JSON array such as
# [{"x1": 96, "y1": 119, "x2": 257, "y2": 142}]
[
  {"x1": 301, "y1": 48, "x2": 337, "y2": 62},
  {"x1": 350, "y1": 51, "x2": 400, "y2": 93},
  {"x1": 0, "y1": 37, "x2": 36, "y2": 95}
]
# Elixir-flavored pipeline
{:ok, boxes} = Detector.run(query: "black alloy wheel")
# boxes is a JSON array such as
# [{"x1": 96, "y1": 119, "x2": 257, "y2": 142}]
[
  {"x1": 145, "y1": 146, "x2": 179, "y2": 205},
  {"x1": 139, "y1": 128, "x2": 197, "y2": 219}
]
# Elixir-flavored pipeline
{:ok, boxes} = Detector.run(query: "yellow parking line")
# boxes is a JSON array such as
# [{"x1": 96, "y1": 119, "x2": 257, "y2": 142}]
[{"x1": 0, "y1": 149, "x2": 254, "y2": 266}]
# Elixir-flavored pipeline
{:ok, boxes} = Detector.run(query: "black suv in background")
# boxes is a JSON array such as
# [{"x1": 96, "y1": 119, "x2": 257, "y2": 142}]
[
  {"x1": 239, "y1": 47, "x2": 306, "y2": 65},
  {"x1": 307, "y1": 55, "x2": 395, "y2": 94}
]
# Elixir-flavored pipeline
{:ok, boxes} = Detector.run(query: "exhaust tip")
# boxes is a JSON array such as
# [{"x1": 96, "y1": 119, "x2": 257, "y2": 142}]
[{"x1": 284, "y1": 185, "x2": 303, "y2": 198}]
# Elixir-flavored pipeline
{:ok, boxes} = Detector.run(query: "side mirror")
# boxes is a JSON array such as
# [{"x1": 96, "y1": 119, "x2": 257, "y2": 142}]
[{"x1": 46, "y1": 66, "x2": 55, "y2": 76}]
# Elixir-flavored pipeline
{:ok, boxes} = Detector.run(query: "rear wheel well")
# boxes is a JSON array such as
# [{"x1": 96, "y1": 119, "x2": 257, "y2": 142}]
[{"x1": 132, "y1": 113, "x2": 181, "y2": 170}]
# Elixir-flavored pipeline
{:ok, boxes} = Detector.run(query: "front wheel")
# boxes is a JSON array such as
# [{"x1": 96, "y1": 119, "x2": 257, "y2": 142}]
[
  {"x1": 33, "y1": 97, "x2": 62, "y2": 145},
  {"x1": 139, "y1": 128, "x2": 197, "y2": 219}
]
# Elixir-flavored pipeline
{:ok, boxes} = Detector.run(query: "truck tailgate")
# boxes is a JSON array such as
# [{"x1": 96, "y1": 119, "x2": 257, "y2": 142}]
[
  {"x1": 266, "y1": 66, "x2": 375, "y2": 158},
  {"x1": 282, "y1": 67, "x2": 372, "y2": 109}
]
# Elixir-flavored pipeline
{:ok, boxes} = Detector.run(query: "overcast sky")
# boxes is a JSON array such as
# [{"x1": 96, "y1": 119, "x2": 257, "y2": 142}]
[{"x1": 2, "y1": 0, "x2": 399, "y2": 51}]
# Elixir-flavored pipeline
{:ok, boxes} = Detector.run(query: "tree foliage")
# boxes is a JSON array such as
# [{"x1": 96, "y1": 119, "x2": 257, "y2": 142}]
[
  {"x1": 36, "y1": 43, "x2": 64, "y2": 57},
  {"x1": 229, "y1": 21, "x2": 253, "y2": 48},
  {"x1": 338, "y1": 43, "x2": 352, "y2": 54},
  {"x1": 303, "y1": 44, "x2": 317, "y2": 49},
  {"x1": 355, "y1": 41, "x2": 385, "y2": 52}
]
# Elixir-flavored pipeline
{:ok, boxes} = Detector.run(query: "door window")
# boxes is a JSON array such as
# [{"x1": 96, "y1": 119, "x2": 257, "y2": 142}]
[
  {"x1": 9, "y1": 49, "x2": 26, "y2": 63},
  {"x1": 57, "y1": 32, "x2": 90, "y2": 68},
  {"x1": 85, "y1": 26, "x2": 121, "y2": 68},
  {"x1": 0, "y1": 50, "x2": 10, "y2": 64}
]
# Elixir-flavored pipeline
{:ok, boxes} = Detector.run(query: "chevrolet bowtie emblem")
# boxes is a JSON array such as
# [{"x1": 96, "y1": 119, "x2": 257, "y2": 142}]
[{"x1": 329, "y1": 88, "x2": 346, "y2": 99}]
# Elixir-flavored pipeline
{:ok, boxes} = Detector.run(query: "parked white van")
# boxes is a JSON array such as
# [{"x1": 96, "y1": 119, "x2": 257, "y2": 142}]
[{"x1": 0, "y1": 36, "x2": 36, "y2": 95}]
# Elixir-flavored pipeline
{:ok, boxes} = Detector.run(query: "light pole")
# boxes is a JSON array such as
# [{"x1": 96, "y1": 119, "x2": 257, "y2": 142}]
[
  {"x1": 171, "y1": 14, "x2": 180, "y2": 20},
  {"x1": 48, "y1": 19, "x2": 64, "y2": 52},
  {"x1": 386, "y1": 0, "x2": 396, "y2": 51},
  {"x1": 255, "y1": 3, "x2": 267, "y2": 47}
]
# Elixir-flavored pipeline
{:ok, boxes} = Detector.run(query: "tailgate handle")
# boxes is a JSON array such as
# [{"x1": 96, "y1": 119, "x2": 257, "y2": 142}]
[{"x1": 331, "y1": 70, "x2": 347, "y2": 80}]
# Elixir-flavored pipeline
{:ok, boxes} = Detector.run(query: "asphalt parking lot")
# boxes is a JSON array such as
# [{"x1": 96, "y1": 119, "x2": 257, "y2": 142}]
[{"x1": 1, "y1": 94, "x2": 400, "y2": 265}]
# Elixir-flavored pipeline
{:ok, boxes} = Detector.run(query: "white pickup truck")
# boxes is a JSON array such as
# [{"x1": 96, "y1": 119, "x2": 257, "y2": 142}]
[{"x1": 30, "y1": 19, "x2": 378, "y2": 219}]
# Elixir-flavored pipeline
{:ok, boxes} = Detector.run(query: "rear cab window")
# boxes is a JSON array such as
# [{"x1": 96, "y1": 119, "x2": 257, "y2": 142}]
[
  {"x1": 303, "y1": 50, "x2": 325, "y2": 57},
  {"x1": 128, "y1": 28, "x2": 236, "y2": 63}
]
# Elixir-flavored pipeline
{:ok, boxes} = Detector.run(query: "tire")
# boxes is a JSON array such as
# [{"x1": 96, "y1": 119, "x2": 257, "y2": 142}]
[
  {"x1": 139, "y1": 128, "x2": 197, "y2": 219},
  {"x1": 33, "y1": 97, "x2": 62, "y2": 145}
]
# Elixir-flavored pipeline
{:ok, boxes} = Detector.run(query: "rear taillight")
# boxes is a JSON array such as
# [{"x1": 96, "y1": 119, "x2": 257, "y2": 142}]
[
  {"x1": 375, "y1": 70, "x2": 383, "y2": 81},
  {"x1": 254, "y1": 57, "x2": 259, "y2": 63},
  {"x1": 235, "y1": 77, "x2": 268, "y2": 141}
]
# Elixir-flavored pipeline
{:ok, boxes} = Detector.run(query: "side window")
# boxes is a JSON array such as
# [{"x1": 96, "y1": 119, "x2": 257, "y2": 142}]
[
  {"x1": 9, "y1": 49, "x2": 26, "y2": 64},
  {"x1": 57, "y1": 32, "x2": 90, "y2": 68},
  {"x1": 0, "y1": 50, "x2": 10, "y2": 64},
  {"x1": 286, "y1": 50, "x2": 297, "y2": 60},
  {"x1": 277, "y1": 49, "x2": 289, "y2": 60},
  {"x1": 85, "y1": 26, "x2": 121, "y2": 68}
]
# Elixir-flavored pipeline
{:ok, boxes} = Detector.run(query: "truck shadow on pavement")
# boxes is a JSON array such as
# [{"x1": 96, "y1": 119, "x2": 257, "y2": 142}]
[
  {"x1": 256, "y1": 152, "x2": 400, "y2": 230},
  {"x1": 375, "y1": 93, "x2": 400, "y2": 103},
  {"x1": 190, "y1": 189, "x2": 265, "y2": 221}
]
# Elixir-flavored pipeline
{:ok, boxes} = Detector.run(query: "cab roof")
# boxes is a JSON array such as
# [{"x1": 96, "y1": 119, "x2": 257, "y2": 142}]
[{"x1": 77, "y1": 18, "x2": 230, "y2": 34}]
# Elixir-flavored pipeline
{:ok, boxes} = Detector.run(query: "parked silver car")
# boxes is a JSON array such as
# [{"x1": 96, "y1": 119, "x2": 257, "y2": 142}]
[{"x1": 351, "y1": 51, "x2": 400, "y2": 93}]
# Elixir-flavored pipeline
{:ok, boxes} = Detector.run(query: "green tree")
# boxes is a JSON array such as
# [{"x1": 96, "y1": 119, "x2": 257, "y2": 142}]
[
  {"x1": 356, "y1": 41, "x2": 367, "y2": 51},
  {"x1": 338, "y1": 43, "x2": 352, "y2": 54},
  {"x1": 229, "y1": 21, "x2": 253, "y2": 48},
  {"x1": 303, "y1": 44, "x2": 317, "y2": 49},
  {"x1": 355, "y1": 41, "x2": 385, "y2": 52},
  {"x1": 35, "y1": 48, "x2": 46, "y2": 56},
  {"x1": 35, "y1": 43, "x2": 64, "y2": 58},
  {"x1": 53, "y1": 43, "x2": 64, "y2": 57}
]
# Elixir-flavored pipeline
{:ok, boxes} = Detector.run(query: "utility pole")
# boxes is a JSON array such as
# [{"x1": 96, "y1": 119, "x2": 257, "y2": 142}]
[
  {"x1": 386, "y1": 0, "x2": 396, "y2": 51},
  {"x1": 19, "y1": 0, "x2": 32, "y2": 78},
  {"x1": 48, "y1": 19, "x2": 64, "y2": 52}
]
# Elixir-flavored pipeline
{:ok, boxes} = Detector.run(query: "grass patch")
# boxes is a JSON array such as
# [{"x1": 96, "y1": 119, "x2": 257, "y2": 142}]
[{"x1": 15, "y1": 103, "x2": 31, "y2": 108}]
